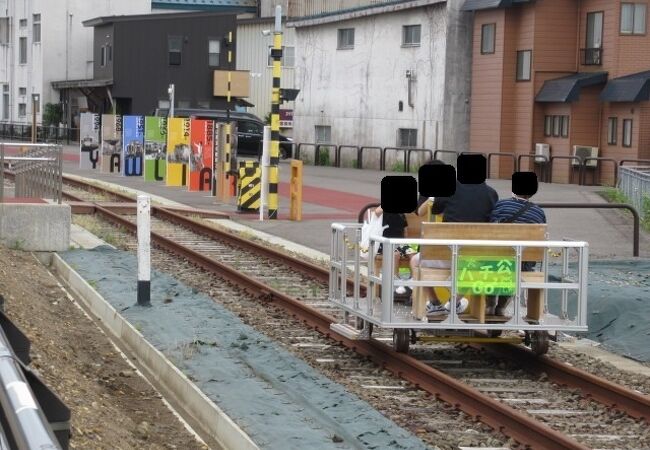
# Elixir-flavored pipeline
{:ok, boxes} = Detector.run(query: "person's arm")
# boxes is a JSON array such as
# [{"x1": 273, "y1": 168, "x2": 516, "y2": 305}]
[
  {"x1": 417, "y1": 198, "x2": 434, "y2": 216},
  {"x1": 431, "y1": 196, "x2": 449, "y2": 215}
]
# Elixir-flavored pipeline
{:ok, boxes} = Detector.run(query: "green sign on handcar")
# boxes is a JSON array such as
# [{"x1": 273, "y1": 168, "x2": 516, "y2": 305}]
[{"x1": 457, "y1": 256, "x2": 516, "y2": 296}]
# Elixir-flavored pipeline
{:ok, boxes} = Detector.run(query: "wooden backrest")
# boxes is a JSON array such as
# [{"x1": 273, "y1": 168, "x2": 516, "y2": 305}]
[
  {"x1": 420, "y1": 222, "x2": 547, "y2": 261},
  {"x1": 404, "y1": 213, "x2": 425, "y2": 238}
]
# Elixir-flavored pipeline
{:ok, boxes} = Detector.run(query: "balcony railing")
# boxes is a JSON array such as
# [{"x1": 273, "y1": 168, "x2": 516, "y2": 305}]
[{"x1": 581, "y1": 47, "x2": 603, "y2": 66}]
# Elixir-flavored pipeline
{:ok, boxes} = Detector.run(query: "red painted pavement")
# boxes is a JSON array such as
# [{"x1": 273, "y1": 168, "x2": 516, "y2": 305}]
[
  {"x1": 278, "y1": 182, "x2": 376, "y2": 213},
  {"x1": 1, "y1": 197, "x2": 47, "y2": 203},
  {"x1": 3, "y1": 146, "x2": 79, "y2": 162}
]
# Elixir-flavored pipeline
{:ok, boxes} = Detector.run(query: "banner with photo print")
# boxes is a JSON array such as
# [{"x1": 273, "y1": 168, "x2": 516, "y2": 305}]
[
  {"x1": 79, "y1": 112, "x2": 100, "y2": 170},
  {"x1": 101, "y1": 114, "x2": 122, "y2": 173},
  {"x1": 144, "y1": 116, "x2": 167, "y2": 182},
  {"x1": 122, "y1": 115, "x2": 144, "y2": 176}
]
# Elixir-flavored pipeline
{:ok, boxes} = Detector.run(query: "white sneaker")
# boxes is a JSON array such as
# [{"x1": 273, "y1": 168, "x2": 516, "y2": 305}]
[
  {"x1": 395, "y1": 286, "x2": 407, "y2": 295},
  {"x1": 445, "y1": 297, "x2": 469, "y2": 314}
]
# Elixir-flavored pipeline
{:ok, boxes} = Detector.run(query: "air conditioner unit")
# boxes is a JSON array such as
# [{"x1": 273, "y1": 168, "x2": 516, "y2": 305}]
[
  {"x1": 572, "y1": 145, "x2": 599, "y2": 167},
  {"x1": 534, "y1": 143, "x2": 550, "y2": 163}
]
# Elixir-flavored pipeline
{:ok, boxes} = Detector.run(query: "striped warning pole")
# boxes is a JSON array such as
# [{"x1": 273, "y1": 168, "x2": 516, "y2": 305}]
[
  {"x1": 224, "y1": 30, "x2": 234, "y2": 200},
  {"x1": 268, "y1": 5, "x2": 282, "y2": 219}
]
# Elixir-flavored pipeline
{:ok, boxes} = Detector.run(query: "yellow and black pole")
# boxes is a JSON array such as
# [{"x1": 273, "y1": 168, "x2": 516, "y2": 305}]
[
  {"x1": 268, "y1": 5, "x2": 283, "y2": 219},
  {"x1": 224, "y1": 30, "x2": 234, "y2": 199}
]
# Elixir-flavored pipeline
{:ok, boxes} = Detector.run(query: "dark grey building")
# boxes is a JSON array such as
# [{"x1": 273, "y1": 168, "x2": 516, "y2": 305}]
[{"x1": 82, "y1": 11, "x2": 238, "y2": 115}]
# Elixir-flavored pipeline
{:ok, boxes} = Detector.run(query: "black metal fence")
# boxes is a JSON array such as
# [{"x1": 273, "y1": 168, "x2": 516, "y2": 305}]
[{"x1": 0, "y1": 123, "x2": 79, "y2": 145}]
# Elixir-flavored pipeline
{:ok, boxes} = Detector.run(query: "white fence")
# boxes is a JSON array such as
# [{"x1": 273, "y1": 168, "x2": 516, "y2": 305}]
[{"x1": 619, "y1": 166, "x2": 650, "y2": 219}]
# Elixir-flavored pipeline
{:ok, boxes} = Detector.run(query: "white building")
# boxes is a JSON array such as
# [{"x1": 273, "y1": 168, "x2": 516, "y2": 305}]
[
  {"x1": 288, "y1": 0, "x2": 473, "y2": 167},
  {"x1": 236, "y1": 16, "x2": 297, "y2": 126},
  {"x1": 0, "y1": 0, "x2": 151, "y2": 126}
]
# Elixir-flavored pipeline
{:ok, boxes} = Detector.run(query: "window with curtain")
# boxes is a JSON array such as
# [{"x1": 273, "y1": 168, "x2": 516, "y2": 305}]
[
  {"x1": 621, "y1": 3, "x2": 647, "y2": 34},
  {"x1": 608, "y1": 117, "x2": 618, "y2": 145},
  {"x1": 481, "y1": 23, "x2": 496, "y2": 54},
  {"x1": 516, "y1": 50, "x2": 532, "y2": 81},
  {"x1": 623, "y1": 119, "x2": 633, "y2": 147}
]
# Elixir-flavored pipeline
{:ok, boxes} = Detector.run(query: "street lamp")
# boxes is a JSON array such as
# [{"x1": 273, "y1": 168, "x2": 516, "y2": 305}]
[
  {"x1": 167, "y1": 84, "x2": 175, "y2": 117},
  {"x1": 31, "y1": 93, "x2": 40, "y2": 143}
]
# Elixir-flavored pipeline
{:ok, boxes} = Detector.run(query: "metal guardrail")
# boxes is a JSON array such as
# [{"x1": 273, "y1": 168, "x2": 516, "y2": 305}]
[
  {"x1": 0, "y1": 307, "x2": 70, "y2": 449},
  {"x1": 618, "y1": 166, "x2": 650, "y2": 221},
  {"x1": 0, "y1": 143, "x2": 63, "y2": 204},
  {"x1": 0, "y1": 123, "x2": 79, "y2": 145}
]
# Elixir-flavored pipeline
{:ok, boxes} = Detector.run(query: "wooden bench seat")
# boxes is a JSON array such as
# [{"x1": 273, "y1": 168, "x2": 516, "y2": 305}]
[{"x1": 414, "y1": 222, "x2": 548, "y2": 323}]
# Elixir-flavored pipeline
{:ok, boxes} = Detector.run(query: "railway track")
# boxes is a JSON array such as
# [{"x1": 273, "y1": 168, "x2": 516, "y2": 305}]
[{"x1": 29, "y1": 175, "x2": 650, "y2": 448}]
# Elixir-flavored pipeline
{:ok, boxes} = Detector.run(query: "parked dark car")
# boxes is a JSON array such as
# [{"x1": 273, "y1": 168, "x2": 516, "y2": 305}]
[{"x1": 153, "y1": 108, "x2": 293, "y2": 159}]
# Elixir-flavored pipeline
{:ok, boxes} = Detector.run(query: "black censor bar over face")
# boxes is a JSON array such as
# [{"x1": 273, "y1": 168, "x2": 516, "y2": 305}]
[{"x1": 381, "y1": 155, "x2": 538, "y2": 213}]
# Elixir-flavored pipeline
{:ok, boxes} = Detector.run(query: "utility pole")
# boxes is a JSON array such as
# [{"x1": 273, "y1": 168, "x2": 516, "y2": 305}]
[
  {"x1": 268, "y1": 5, "x2": 283, "y2": 219},
  {"x1": 31, "y1": 94, "x2": 39, "y2": 143}
]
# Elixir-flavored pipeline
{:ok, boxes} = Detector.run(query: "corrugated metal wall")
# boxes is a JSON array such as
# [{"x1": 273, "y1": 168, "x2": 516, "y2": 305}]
[
  {"x1": 260, "y1": 0, "x2": 404, "y2": 18},
  {"x1": 235, "y1": 21, "x2": 296, "y2": 124}
]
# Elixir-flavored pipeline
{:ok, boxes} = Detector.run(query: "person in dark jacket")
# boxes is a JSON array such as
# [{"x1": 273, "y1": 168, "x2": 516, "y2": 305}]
[{"x1": 410, "y1": 179, "x2": 499, "y2": 315}]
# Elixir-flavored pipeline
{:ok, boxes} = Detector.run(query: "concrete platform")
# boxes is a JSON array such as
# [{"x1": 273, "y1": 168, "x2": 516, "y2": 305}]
[
  {"x1": 0, "y1": 203, "x2": 70, "y2": 251},
  {"x1": 47, "y1": 140, "x2": 649, "y2": 259}
]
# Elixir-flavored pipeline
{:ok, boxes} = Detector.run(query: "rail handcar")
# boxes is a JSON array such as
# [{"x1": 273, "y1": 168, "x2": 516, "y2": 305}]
[{"x1": 328, "y1": 219, "x2": 589, "y2": 355}]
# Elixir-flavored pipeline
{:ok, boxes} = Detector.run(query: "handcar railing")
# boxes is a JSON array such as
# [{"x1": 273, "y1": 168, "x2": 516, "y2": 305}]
[{"x1": 329, "y1": 223, "x2": 589, "y2": 331}]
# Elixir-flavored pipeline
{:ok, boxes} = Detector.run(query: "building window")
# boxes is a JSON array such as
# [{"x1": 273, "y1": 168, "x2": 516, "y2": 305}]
[
  {"x1": 0, "y1": 17, "x2": 9, "y2": 45},
  {"x1": 2, "y1": 85, "x2": 9, "y2": 120},
  {"x1": 33, "y1": 14, "x2": 41, "y2": 43},
  {"x1": 283, "y1": 46, "x2": 295, "y2": 67},
  {"x1": 516, "y1": 50, "x2": 532, "y2": 81},
  {"x1": 18, "y1": 37, "x2": 27, "y2": 64},
  {"x1": 168, "y1": 36, "x2": 183, "y2": 65},
  {"x1": 34, "y1": 94, "x2": 39, "y2": 113},
  {"x1": 607, "y1": 117, "x2": 618, "y2": 145},
  {"x1": 19, "y1": 18, "x2": 26, "y2": 28},
  {"x1": 398, "y1": 128, "x2": 418, "y2": 147},
  {"x1": 621, "y1": 3, "x2": 646, "y2": 34},
  {"x1": 208, "y1": 39, "x2": 220, "y2": 67},
  {"x1": 18, "y1": 103, "x2": 26, "y2": 117},
  {"x1": 561, "y1": 116, "x2": 569, "y2": 137},
  {"x1": 481, "y1": 23, "x2": 496, "y2": 54},
  {"x1": 402, "y1": 25, "x2": 421, "y2": 46},
  {"x1": 623, "y1": 119, "x2": 633, "y2": 147},
  {"x1": 18, "y1": 87, "x2": 26, "y2": 96},
  {"x1": 545, "y1": 115, "x2": 569, "y2": 137},
  {"x1": 337, "y1": 28, "x2": 354, "y2": 50},
  {"x1": 315, "y1": 125, "x2": 331, "y2": 143},
  {"x1": 100, "y1": 46, "x2": 106, "y2": 67},
  {"x1": 544, "y1": 115, "x2": 552, "y2": 136},
  {"x1": 267, "y1": 45, "x2": 296, "y2": 67}
]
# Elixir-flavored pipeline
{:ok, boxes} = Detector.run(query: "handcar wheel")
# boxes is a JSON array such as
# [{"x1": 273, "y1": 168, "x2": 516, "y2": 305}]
[
  {"x1": 530, "y1": 331, "x2": 549, "y2": 355},
  {"x1": 488, "y1": 330, "x2": 503, "y2": 338},
  {"x1": 393, "y1": 329, "x2": 410, "y2": 353}
]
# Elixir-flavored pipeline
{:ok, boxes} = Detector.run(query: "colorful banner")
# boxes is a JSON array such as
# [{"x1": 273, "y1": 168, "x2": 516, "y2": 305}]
[
  {"x1": 166, "y1": 117, "x2": 190, "y2": 186},
  {"x1": 122, "y1": 115, "x2": 144, "y2": 176},
  {"x1": 79, "y1": 112, "x2": 100, "y2": 170},
  {"x1": 101, "y1": 114, "x2": 122, "y2": 173},
  {"x1": 188, "y1": 119, "x2": 214, "y2": 192},
  {"x1": 144, "y1": 116, "x2": 167, "y2": 182}
]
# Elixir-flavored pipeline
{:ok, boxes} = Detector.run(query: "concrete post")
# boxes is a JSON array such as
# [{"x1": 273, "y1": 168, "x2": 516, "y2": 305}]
[{"x1": 137, "y1": 195, "x2": 151, "y2": 306}]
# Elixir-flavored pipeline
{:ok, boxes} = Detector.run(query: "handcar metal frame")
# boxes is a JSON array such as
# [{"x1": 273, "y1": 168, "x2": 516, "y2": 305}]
[{"x1": 329, "y1": 223, "x2": 589, "y2": 352}]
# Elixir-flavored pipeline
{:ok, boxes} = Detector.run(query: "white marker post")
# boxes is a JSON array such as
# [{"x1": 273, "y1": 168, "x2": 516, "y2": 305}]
[
  {"x1": 137, "y1": 195, "x2": 151, "y2": 306},
  {"x1": 260, "y1": 125, "x2": 271, "y2": 221}
]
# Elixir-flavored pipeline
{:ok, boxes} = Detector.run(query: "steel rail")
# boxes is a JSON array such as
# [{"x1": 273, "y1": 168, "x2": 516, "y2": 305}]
[
  {"x1": 485, "y1": 344, "x2": 650, "y2": 422},
  {"x1": 60, "y1": 177, "x2": 364, "y2": 292},
  {"x1": 85, "y1": 201, "x2": 587, "y2": 450}
]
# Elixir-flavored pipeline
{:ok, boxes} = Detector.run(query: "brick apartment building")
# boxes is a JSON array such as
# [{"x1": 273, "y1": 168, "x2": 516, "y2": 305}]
[{"x1": 464, "y1": 0, "x2": 650, "y2": 184}]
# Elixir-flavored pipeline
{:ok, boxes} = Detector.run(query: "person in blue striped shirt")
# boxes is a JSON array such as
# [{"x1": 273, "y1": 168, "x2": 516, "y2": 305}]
[{"x1": 487, "y1": 192, "x2": 546, "y2": 316}]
